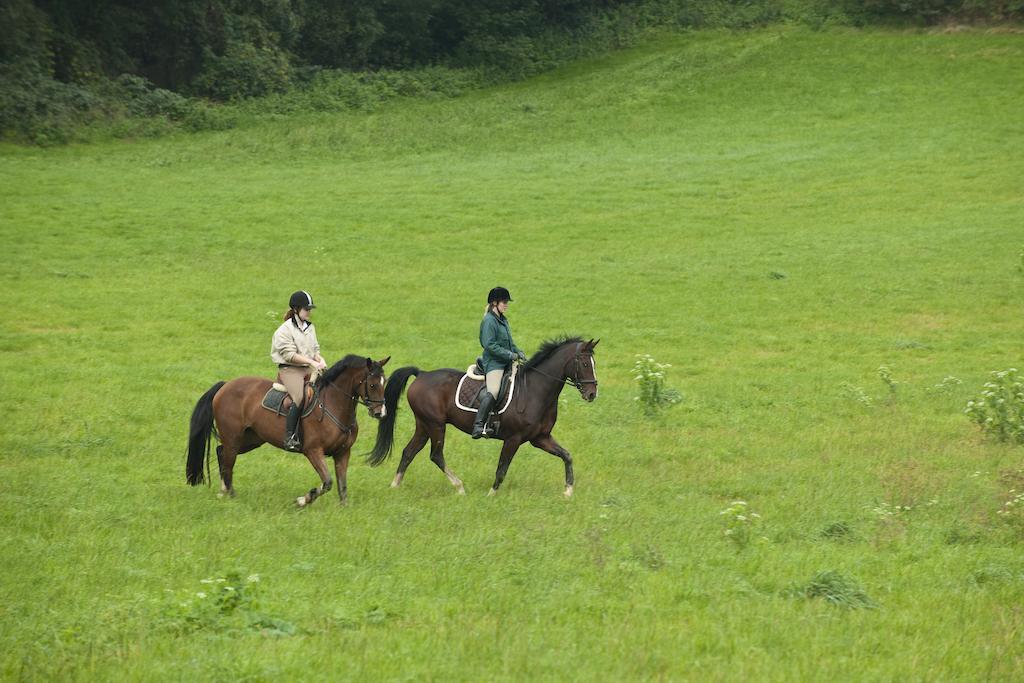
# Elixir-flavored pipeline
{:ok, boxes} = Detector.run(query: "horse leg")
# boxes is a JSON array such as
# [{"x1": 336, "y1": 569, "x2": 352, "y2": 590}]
[
  {"x1": 427, "y1": 425, "x2": 465, "y2": 495},
  {"x1": 487, "y1": 438, "x2": 523, "y2": 496},
  {"x1": 391, "y1": 420, "x2": 429, "y2": 488},
  {"x1": 296, "y1": 448, "x2": 333, "y2": 508},
  {"x1": 218, "y1": 430, "x2": 263, "y2": 498},
  {"x1": 217, "y1": 443, "x2": 238, "y2": 498},
  {"x1": 333, "y1": 447, "x2": 351, "y2": 506},
  {"x1": 530, "y1": 433, "x2": 575, "y2": 498}
]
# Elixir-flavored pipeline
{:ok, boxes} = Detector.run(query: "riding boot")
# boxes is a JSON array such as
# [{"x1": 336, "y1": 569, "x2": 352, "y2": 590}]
[
  {"x1": 284, "y1": 403, "x2": 302, "y2": 452},
  {"x1": 471, "y1": 393, "x2": 496, "y2": 439}
]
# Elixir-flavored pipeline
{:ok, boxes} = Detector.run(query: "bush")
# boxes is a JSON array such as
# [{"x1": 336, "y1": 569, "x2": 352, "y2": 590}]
[
  {"x1": 235, "y1": 66, "x2": 485, "y2": 116},
  {"x1": 633, "y1": 354, "x2": 682, "y2": 417},
  {"x1": 112, "y1": 74, "x2": 193, "y2": 120},
  {"x1": 965, "y1": 369, "x2": 1024, "y2": 445},
  {"x1": 0, "y1": 64, "x2": 101, "y2": 144},
  {"x1": 193, "y1": 41, "x2": 292, "y2": 100},
  {"x1": 792, "y1": 570, "x2": 878, "y2": 609},
  {"x1": 851, "y1": 0, "x2": 1024, "y2": 22}
]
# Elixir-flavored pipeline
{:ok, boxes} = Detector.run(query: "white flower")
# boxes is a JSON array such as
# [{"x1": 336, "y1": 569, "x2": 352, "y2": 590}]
[
  {"x1": 247, "y1": 574, "x2": 260, "y2": 583},
  {"x1": 196, "y1": 592, "x2": 207, "y2": 599}
]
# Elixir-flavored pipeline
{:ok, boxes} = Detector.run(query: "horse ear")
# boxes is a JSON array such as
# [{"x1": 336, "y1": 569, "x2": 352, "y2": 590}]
[
  {"x1": 590, "y1": 338, "x2": 600, "y2": 349},
  {"x1": 365, "y1": 357, "x2": 373, "y2": 369},
  {"x1": 378, "y1": 356, "x2": 391, "y2": 367}
]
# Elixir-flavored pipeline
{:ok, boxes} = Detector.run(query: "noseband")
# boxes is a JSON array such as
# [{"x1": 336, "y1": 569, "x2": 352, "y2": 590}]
[
  {"x1": 567, "y1": 352, "x2": 598, "y2": 391},
  {"x1": 529, "y1": 349, "x2": 598, "y2": 391},
  {"x1": 354, "y1": 372, "x2": 386, "y2": 409}
]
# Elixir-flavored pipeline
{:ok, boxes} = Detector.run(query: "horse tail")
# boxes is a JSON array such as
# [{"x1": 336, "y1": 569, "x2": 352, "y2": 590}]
[
  {"x1": 186, "y1": 381, "x2": 226, "y2": 486},
  {"x1": 367, "y1": 366, "x2": 420, "y2": 466}
]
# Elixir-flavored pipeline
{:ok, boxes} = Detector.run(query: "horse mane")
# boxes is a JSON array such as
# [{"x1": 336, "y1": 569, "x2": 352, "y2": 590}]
[
  {"x1": 523, "y1": 336, "x2": 584, "y2": 370},
  {"x1": 317, "y1": 354, "x2": 368, "y2": 388}
]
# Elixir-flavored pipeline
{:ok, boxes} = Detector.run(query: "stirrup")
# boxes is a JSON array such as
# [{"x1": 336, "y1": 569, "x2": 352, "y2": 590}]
[{"x1": 284, "y1": 435, "x2": 302, "y2": 452}]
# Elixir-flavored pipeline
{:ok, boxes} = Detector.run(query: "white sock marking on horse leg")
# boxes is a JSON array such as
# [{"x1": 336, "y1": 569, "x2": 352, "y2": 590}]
[{"x1": 445, "y1": 469, "x2": 465, "y2": 494}]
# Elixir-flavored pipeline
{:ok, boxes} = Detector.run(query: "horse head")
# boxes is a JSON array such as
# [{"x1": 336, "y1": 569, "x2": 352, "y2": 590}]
[
  {"x1": 361, "y1": 356, "x2": 391, "y2": 419},
  {"x1": 574, "y1": 339, "x2": 600, "y2": 402}
]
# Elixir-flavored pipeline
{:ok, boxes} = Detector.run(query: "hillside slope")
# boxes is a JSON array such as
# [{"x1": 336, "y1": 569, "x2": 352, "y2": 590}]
[{"x1": 1, "y1": 27, "x2": 1023, "y2": 681}]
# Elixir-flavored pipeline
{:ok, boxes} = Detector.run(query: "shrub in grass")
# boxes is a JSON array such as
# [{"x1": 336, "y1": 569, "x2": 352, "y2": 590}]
[
  {"x1": 878, "y1": 365, "x2": 898, "y2": 395},
  {"x1": 996, "y1": 489, "x2": 1024, "y2": 538},
  {"x1": 820, "y1": 521, "x2": 855, "y2": 541},
  {"x1": 633, "y1": 354, "x2": 682, "y2": 416},
  {"x1": 839, "y1": 382, "x2": 873, "y2": 407},
  {"x1": 965, "y1": 369, "x2": 1024, "y2": 444},
  {"x1": 793, "y1": 570, "x2": 877, "y2": 609},
  {"x1": 719, "y1": 500, "x2": 763, "y2": 548},
  {"x1": 163, "y1": 571, "x2": 297, "y2": 636},
  {"x1": 927, "y1": 376, "x2": 962, "y2": 395}
]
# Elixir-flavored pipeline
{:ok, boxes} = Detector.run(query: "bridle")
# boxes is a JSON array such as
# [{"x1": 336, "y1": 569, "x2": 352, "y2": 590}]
[
  {"x1": 354, "y1": 371, "x2": 386, "y2": 411},
  {"x1": 525, "y1": 346, "x2": 598, "y2": 393},
  {"x1": 317, "y1": 369, "x2": 386, "y2": 433}
]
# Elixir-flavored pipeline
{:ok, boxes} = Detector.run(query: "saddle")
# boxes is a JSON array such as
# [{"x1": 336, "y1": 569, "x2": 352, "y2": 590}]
[
  {"x1": 261, "y1": 380, "x2": 318, "y2": 418},
  {"x1": 455, "y1": 360, "x2": 517, "y2": 417}
]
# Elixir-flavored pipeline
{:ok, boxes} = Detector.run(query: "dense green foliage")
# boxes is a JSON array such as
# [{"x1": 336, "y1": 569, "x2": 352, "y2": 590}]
[
  {"x1": 2, "y1": 27, "x2": 1022, "y2": 679},
  {"x1": 2, "y1": 0, "x2": 1022, "y2": 143}
]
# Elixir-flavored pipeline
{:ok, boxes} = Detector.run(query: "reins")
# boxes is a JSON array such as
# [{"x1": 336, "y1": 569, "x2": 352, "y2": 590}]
[
  {"x1": 516, "y1": 347, "x2": 597, "y2": 413},
  {"x1": 523, "y1": 351, "x2": 598, "y2": 389},
  {"x1": 316, "y1": 371, "x2": 384, "y2": 435}
]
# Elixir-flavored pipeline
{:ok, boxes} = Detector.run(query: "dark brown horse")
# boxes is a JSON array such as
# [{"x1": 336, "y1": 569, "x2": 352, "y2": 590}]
[
  {"x1": 367, "y1": 337, "x2": 598, "y2": 497},
  {"x1": 186, "y1": 355, "x2": 389, "y2": 507}
]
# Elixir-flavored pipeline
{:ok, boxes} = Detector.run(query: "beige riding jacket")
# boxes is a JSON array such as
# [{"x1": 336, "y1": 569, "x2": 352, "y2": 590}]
[{"x1": 271, "y1": 317, "x2": 321, "y2": 366}]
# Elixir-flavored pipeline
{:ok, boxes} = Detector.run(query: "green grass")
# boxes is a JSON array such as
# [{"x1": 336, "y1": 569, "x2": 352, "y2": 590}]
[{"x1": 2, "y1": 26, "x2": 1023, "y2": 680}]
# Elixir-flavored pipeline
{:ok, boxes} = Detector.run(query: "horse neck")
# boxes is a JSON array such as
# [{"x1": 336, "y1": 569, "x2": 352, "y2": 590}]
[
  {"x1": 321, "y1": 368, "x2": 362, "y2": 413},
  {"x1": 527, "y1": 344, "x2": 575, "y2": 400}
]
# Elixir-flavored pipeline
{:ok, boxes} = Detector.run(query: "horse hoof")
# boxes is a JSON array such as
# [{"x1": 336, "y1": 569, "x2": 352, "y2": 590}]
[
  {"x1": 564, "y1": 485, "x2": 574, "y2": 498},
  {"x1": 296, "y1": 496, "x2": 307, "y2": 508},
  {"x1": 487, "y1": 488, "x2": 497, "y2": 497},
  {"x1": 456, "y1": 486, "x2": 466, "y2": 495}
]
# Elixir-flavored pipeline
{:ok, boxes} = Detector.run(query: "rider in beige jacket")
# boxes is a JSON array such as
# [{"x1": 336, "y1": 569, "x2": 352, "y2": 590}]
[{"x1": 271, "y1": 290, "x2": 327, "y2": 451}]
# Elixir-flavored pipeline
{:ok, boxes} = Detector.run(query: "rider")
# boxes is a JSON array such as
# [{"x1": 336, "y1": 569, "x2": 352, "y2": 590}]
[
  {"x1": 473, "y1": 286, "x2": 526, "y2": 439},
  {"x1": 271, "y1": 290, "x2": 328, "y2": 451}
]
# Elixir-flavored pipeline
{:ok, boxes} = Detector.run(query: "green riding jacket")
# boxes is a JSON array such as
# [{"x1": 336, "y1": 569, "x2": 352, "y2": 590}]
[{"x1": 479, "y1": 310, "x2": 523, "y2": 373}]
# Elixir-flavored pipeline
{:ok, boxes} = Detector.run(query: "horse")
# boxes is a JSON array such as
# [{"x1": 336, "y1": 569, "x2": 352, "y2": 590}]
[
  {"x1": 367, "y1": 337, "x2": 598, "y2": 497},
  {"x1": 186, "y1": 355, "x2": 390, "y2": 507}
]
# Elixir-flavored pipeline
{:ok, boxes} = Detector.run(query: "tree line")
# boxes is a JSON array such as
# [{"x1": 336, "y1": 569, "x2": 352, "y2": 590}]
[{"x1": 1, "y1": 0, "x2": 1019, "y2": 142}]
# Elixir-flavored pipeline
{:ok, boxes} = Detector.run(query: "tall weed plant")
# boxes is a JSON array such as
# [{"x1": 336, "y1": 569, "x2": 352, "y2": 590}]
[
  {"x1": 633, "y1": 354, "x2": 682, "y2": 416},
  {"x1": 965, "y1": 369, "x2": 1024, "y2": 444}
]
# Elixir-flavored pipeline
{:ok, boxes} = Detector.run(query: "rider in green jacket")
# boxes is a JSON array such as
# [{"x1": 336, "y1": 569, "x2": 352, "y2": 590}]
[{"x1": 473, "y1": 286, "x2": 526, "y2": 438}]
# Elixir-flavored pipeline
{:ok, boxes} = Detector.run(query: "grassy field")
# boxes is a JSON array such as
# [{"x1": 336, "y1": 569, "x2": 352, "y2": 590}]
[{"x1": 2, "y1": 26, "x2": 1023, "y2": 680}]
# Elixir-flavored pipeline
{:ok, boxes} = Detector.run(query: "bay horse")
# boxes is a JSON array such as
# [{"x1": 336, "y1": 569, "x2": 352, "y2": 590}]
[
  {"x1": 367, "y1": 337, "x2": 598, "y2": 497},
  {"x1": 186, "y1": 355, "x2": 390, "y2": 507}
]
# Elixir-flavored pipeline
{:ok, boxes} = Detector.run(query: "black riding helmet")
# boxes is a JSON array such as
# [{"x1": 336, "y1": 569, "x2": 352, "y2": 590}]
[
  {"x1": 289, "y1": 290, "x2": 316, "y2": 310},
  {"x1": 487, "y1": 286, "x2": 512, "y2": 303}
]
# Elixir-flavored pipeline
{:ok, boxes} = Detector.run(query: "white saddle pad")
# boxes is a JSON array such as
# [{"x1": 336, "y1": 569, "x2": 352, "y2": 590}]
[{"x1": 454, "y1": 365, "x2": 517, "y2": 414}]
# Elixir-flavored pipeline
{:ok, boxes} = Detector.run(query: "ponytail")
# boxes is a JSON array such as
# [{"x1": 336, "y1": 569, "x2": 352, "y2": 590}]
[{"x1": 283, "y1": 309, "x2": 296, "y2": 322}]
